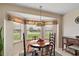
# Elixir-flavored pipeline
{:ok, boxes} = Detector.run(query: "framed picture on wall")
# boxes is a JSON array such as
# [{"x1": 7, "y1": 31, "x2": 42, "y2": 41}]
[{"x1": 75, "y1": 16, "x2": 79, "y2": 24}]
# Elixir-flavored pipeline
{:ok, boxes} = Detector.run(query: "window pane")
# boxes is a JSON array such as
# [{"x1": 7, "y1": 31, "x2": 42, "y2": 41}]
[
  {"x1": 45, "y1": 25, "x2": 53, "y2": 39},
  {"x1": 27, "y1": 25, "x2": 41, "y2": 40},
  {"x1": 13, "y1": 22, "x2": 21, "y2": 40}
]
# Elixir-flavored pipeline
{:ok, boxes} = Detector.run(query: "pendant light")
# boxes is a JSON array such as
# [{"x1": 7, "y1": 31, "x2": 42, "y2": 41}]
[{"x1": 37, "y1": 6, "x2": 45, "y2": 26}]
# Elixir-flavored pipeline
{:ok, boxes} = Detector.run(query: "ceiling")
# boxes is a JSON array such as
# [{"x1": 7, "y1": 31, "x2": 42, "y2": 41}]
[{"x1": 15, "y1": 3, "x2": 79, "y2": 15}]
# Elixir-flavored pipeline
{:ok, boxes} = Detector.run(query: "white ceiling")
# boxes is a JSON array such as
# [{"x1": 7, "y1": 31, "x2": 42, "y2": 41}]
[{"x1": 15, "y1": 3, "x2": 79, "y2": 15}]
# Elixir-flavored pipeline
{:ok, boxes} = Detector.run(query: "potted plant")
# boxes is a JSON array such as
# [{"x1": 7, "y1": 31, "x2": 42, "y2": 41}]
[{"x1": 0, "y1": 27, "x2": 3, "y2": 56}]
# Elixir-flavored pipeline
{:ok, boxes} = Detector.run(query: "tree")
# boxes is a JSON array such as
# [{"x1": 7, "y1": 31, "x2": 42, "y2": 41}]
[{"x1": 29, "y1": 27, "x2": 34, "y2": 32}]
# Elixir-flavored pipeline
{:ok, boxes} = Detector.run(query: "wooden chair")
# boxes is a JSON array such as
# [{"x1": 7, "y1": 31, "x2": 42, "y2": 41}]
[
  {"x1": 46, "y1": 33, "x2": 56, "y2": 56},
  {"x1": 32, "y1": 36, "x2": 39, "y2": 55},
  {"x1": 32, "y1": 49, "x2": 39, "y2": 56},
  {"x1": 27, "y1": 36, "x2": 37, "y2": 54},
  {"x1": 50, "y1": 33, "x2": 56, "y2": 56}
]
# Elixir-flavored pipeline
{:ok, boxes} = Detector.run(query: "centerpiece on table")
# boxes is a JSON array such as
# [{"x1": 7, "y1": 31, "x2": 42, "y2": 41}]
[{"x1": 37, "y1": 38, "x2": 45, "y2": 46}]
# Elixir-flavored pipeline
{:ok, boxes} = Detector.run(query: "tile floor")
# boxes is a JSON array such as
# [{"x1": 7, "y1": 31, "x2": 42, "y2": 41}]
[{"x1": 56, "y1": 48, "x2": 72, "y2": 56}]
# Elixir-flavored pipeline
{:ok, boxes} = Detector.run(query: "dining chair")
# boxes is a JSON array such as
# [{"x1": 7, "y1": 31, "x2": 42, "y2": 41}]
[
  {"x1": 32, "y1": 49, "x2": 39, "y2": 56},
  {"x1": 27, "y1": 36, "x2": 37, "y2": 53},
  {"x1": 48, "y1": 33, "x2": 56, "y2": 56},
  {"x1": 31, "y1": 36, "x2": 40, "y2": 56}
]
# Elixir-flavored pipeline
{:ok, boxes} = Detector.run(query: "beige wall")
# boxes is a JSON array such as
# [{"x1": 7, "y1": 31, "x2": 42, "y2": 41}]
[
  {"x1": 0, "y1": 4, "x2": 63, "y2": 55},
  {"x1": 0, "y1": 8, "x2": 5, "y2": 27},
  {"x1": 57, "y1": 17, "x2": 63, "y2": 48},
  {"x1": 4, "y1": 20, "x2": 14, "y2": 56},
  {"x1": 4, "y1": 19, "x2": 24, "y2": 56},
  {"x1": 63, "y1": 9, "x2": 79, "y2": 37}
]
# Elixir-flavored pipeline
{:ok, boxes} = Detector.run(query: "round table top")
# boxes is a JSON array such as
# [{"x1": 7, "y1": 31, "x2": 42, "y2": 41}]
[{"x1": 29, "y1": 40, "x2": 49, "y2": 48}]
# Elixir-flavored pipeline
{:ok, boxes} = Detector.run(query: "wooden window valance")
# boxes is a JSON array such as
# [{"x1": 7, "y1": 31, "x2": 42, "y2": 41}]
[{"x1": 7, "y1": 14, "x2": 58, "y2": 25}]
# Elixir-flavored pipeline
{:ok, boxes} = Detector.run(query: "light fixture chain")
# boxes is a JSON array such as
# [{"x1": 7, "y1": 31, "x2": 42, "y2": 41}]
[{"x1": 40, "y1": 6, "x2": 42, "y2": 21}]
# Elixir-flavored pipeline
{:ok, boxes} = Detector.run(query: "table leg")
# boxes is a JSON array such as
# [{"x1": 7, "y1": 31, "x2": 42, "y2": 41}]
[
  {"x1": 39, "y1": 48, "x2": 41, "y2": 51},
  {"x1": 45, "y1": 46, "x2": 49, "y2": 55},
  {"x1": 41, "y1": 48, "x2": 43, "y2": 56}
]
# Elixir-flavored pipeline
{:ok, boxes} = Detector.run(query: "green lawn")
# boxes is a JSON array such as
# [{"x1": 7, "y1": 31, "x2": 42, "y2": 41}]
[
  {"x1": 14, "y1": 31, "x2": 51, "y2": 40},
  {"x1": 27, "y1": 31, "x2": 40, "y2": 40},
  {"x1": 14, "y1": 32, "x2": 21, "y2": 40}
]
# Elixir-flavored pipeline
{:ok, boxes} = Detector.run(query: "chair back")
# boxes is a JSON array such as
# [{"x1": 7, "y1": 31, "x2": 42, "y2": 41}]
[{"x1": 49, "y1": 33, "x2": 56, "y2": 56}]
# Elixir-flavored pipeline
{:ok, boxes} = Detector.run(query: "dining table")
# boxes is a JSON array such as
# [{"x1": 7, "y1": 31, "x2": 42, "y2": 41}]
[{"x1": 29, "y1": 39, "x2": 49, "y2": 56}]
